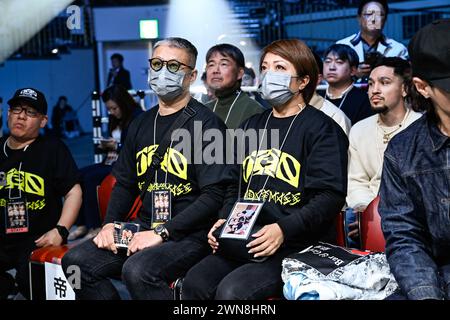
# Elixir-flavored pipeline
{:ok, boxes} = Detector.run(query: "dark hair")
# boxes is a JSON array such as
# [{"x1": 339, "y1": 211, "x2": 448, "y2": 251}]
[
  {"x1": 260, "y1": 39, "x2": 318, "y2": 104},
  {"x1": 206, "y1": 43, "x2": 245, "y2": 69},
  {"x1": 357, "y1": 0, "x2": 389, "y2": 17},
  {"x1": 110, "y1": 53, "x2": 124, "y2": 63},
  {"x1": 312, "y1": 51, "x2": 323, "y2": 74},
  {"x1": 373, "y1": 57, "x2": 411, "y2": 81},
  {"x1": 410, "y1": 80, "x2": 435, "y2": 119},
  {"x1": 101, "y1": 85, "x2": 140, "y2": 133},
  {"x1": 324, "y1": 44, "x2": 360, "y2": 68},
  {"x1": 201, "y1": 71, "x2": 207, "y2": 82},
  {"x1": 154, "y1": 37, "x2": 198, "y2": 68},
  {"x1": 244, "y1": 67, "x2": 256, "y2": 79}
]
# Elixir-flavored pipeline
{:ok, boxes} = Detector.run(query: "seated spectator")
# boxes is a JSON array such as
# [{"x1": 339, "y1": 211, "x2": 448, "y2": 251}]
[
  {"x1": 204, "y1": 43, "x2": 264, "y2": 129},
  {"x1": 345, "y1": 57, "x2": 421, "y2": 248},
  {"x1": 182, "y1": 39, "x2": 348, "y2": 300},
  {"x1": 323, "y1": 44, "x2": 373, "y2": 125},
  {"x1": 69, "y1": 85, "x2": 143, "y2": 240},
  {"x1": 310, "y1": 51, "x2": 351, "y2": 135},
  {"x1": 0, "y1": 88, "x2": 81, "y2": 299},
  {"x1": 380, "y1": 19, "x2": 450, "y2": 300},
  {"x1": 336, "y1": 0, "x2": 408, "y2": 82},
  {"x1": 62, "y1": 37, "x2": 229, "y2": 300}
]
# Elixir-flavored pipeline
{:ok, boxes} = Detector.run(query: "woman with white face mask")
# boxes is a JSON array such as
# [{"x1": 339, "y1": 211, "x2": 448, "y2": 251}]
[{"x1": 182, "y1": 39, "x2": 349, "y2": 300}]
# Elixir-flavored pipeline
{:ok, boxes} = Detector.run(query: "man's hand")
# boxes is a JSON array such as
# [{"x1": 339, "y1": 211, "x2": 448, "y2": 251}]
[
  {"x1": 35, "y1": 228, "x2": 63, "y2": 247},
  {"x1": 207, "y1": 219, "x2": 226, "y2": 253},
  {"x1": 247, "y1": 223, "x2": 284, "y2": 258},
  {"x1": 93, "y1": 223, "x2": 117, "y2": 254},
  {"x1": 127, "y1": 231, "x2": 162, "y2": 256}
]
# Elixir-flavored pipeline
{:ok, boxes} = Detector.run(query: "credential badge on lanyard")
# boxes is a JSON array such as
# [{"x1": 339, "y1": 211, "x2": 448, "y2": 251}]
[
  {"x1": 5, "y1": 199, "x2": 29, "y2": 234},
  {"x1": 151, "y1": 189, "x2": 172, "y2": 229}
]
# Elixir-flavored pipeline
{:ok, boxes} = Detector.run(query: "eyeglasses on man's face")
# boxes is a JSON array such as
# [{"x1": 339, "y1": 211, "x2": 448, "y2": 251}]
[
  {"x1": 149, "y1": 58, "x2": 193, "y2": 74},
  {"x1": 10, "y1": 106, "x2": 40, "y2": 118}
]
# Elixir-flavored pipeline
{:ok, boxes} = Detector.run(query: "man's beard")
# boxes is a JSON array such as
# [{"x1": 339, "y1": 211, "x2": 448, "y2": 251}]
[{"x1": 371, "y1": 104, "x2": 389, "y2": 114}]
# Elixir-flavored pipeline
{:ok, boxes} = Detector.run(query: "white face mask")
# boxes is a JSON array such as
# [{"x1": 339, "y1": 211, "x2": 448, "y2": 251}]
[
  {"x1": 148, "y1": 67, "x2": 186, "y2": 101},
  {"x1": 258, "y1": 71, "x2": 297, "y2": 106}
]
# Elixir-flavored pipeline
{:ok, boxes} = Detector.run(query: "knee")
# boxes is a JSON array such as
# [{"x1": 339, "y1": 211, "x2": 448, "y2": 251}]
[
  {"x1": 122, "y1": 255, "x2": 157, "y2": 288},
  {"x1": 182, "y1": 269, "x2": 212, "y2": 300},
  {"x1": 61, "y1": 247, "x2": 82, "y2": 275},
  {"x1": 215, "y1": 279, "x2": 244, "y2": 300}
]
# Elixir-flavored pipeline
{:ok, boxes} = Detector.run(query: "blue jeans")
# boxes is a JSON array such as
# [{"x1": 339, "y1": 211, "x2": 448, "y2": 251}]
[
  {"x1": 182, "y1": 247, "x2": 299, "y2": 300},
  {"x1": 61, "y1": 236, "x2": 210, "y2": 300}
]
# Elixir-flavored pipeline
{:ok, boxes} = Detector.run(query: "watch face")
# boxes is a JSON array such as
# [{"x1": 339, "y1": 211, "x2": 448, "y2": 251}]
[{"x1": 155, "y1": 225, "x2": 163, "y2": 233}]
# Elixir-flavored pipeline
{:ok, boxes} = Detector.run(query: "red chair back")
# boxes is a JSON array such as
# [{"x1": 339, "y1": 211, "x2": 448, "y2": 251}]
[
  {"x1": 335, "y1": 211, "x2": 346, "y2": 247},
  {"x1": 97, "y1": 174, "x2": 116, "y2": 221},
  {"x1": 360, "y1": 196, "x2": 385, "y2": 252},
  {"x1": 97, "y1": 174, "x2": 140, "y2": 222}
]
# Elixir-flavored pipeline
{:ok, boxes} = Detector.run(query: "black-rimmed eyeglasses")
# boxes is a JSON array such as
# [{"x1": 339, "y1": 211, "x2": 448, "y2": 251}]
[
  {"x1": 149, "y1": 58, "x2": 193, "y2": 73},
  {"x1": 10, "y1": 106, "x2": 40, "y2": 117}
]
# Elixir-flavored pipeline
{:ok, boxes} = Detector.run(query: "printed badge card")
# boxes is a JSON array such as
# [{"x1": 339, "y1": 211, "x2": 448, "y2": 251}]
[{"x1": 220, "y1": 202, "x2": 263, "y2": 240}]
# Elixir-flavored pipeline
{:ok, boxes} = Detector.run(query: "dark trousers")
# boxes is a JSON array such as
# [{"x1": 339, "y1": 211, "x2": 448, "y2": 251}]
[
  {"x1": 61, "y1": 236, "x2": 210, "y2": 300},
  {"x1": 77, "y1": 164, "x2": 112, "y2": 229},
  {"x1": 0, "y1": 238, "x2": 37, "y2": 299},
  {"x1": 182, "y1": 247, "x2": 298, "y2": 300}
]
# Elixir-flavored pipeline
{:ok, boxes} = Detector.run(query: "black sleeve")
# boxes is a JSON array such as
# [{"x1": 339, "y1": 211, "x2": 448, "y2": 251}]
[
  {"x1": 277, "y1": 189, "x2": 346, "y2": 241},
  {"x1": 277, "y1": 117, "x2": 348, "y2": 241},
  {"x1": 103, "y1": 180, "x2": 138, "y2": 225},
  {"x1": 53, "y1": 140, "x2": 79, "y2": 197},
  {"x1": 163, "y1": 112, "x2": 230, "y2": 239}
]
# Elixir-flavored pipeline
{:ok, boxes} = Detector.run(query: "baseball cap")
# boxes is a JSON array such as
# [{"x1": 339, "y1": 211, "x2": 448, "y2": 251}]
[
  {"x1": 408, "y1": 19, "x2": 450, "y2": 93},
  {"x1": 7, "y1": 88, "x2": 48, "y2": 115}
]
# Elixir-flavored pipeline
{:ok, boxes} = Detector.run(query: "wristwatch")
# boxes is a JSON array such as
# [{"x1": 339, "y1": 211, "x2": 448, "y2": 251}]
[
  {"x1": 154, "y1": 224, "x2": 169, "y2": 242},
  {"x1": 55, "y1": 225, "x2": 69, "y2": 243}
]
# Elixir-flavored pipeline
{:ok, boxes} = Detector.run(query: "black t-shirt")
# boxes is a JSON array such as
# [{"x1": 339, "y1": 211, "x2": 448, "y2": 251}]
[
  {"x1": 106, "y1": 98, "x2": 229, "y2": 240},
  {"x1": 327, "y1": 86, "x2": 373, "y2": 125},
  {"x1": 222, "y1": 106, "x2": 349, "y2": 247},
  {"x1": 0, "y1": 136, "x2": 79, "y2": 243}
]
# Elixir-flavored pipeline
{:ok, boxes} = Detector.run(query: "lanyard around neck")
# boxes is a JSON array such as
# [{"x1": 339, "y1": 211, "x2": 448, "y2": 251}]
[
  {"x1": 325, "y1": 84, "x2": 353, "y2": 110},
  {"x1": 213, "y1": 91, "x2": 242, "y2": 125},
  {"x1": 241, "y1": 104, "x2": 305, "y2": 200},
  {"x1": 3, "y1": 137, "x2": 30, "y2": 200}
]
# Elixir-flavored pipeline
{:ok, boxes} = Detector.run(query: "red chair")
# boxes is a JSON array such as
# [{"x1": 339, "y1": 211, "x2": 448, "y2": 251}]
[
  {"x1": 360, "y1": 196, "x2": 385, "y2": 252},
  {"x1": 29, "y1": 173, "x2": 121, "y2": 299},
  {"x1": 335, "y1": 211, "x2": 346, "y2": 247}
]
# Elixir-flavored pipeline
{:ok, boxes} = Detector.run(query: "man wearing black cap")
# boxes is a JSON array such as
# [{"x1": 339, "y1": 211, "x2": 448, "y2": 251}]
[
  {"x1": 0, "y1": 88, "x2": 81, "y2": 299},
  {"x1": 378, "y1": 19, "x2": 450, "y2": 300}
]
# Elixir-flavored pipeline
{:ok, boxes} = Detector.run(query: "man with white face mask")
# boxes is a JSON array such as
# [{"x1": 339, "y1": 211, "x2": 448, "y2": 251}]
[
  {"x1": 337, "y1": 0, "x2": 408, "y2": 81},
  {"x1": 62, "y1": 37, "x2": 230, "y2": 300}
]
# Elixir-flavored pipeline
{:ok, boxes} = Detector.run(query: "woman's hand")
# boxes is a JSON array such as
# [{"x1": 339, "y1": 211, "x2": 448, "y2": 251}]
[
  {"x1": 247, "y1": 223, "x2": 284, "y2": 258},
  {"x1": 208, "y1": 219, "x2": 226, "y2": 253}
]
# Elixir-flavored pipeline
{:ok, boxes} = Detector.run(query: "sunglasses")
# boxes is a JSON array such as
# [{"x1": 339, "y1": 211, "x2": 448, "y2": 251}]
[
  {"x1": 10, "y1": 106, "x2": 40, "y2": 118},
  {"x1": 149, "y1": 58, "x2": 193, "y2": 74}
]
